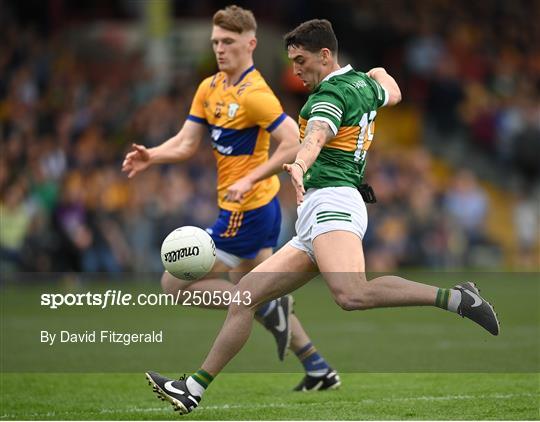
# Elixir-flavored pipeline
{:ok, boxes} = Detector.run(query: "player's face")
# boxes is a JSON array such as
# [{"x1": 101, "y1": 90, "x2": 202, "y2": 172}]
[
  {"x1": 211, "y1": 26, "x2": 256, "y2": 74},
  {"x1": 288, "y1": 45, "x2": 326, "y2": 90}
]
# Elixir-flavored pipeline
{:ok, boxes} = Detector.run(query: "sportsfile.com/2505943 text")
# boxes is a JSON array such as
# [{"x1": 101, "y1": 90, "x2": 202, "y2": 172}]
[{"x1": 40, "y1": 290, "x2": 252, "y2": 309}]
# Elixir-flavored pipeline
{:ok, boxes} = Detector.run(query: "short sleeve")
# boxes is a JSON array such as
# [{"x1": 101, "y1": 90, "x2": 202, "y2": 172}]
[
  {"x1": 367, "y1": 77, "x2": 389, "y2": 108},
  {"x1": 187, "y1": 79, "x2": 210, "y2": 125},
  {"x1": 307, "y1": 86, "x2": 346, "y2": 135},
  {"x1": 244, "y1": 89, "x2": 286, "y2": 132}
]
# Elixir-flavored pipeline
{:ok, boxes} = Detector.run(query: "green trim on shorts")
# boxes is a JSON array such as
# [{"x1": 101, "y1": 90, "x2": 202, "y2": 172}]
[
  {"x1": 316, "y1": 210, "x2": 351, "y2": 218},
  {"x1": 316, "y1": 211, "x2": 352, "y2": 224},
  {"x1": 317, "y1": 217, "x2": 352, "y2": 223}
]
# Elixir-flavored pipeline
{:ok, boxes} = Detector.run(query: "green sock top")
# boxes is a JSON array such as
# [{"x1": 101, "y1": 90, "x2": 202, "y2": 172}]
[
  {"x1": 191, "y1": 369, "x2": 214, "y2": 389},
  {"x1": 435, "y1": 288, "x2": 450, "y2": 309}
]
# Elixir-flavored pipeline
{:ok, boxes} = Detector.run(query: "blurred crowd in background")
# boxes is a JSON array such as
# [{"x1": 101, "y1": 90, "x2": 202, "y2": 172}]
[{"x1": 1, "y1": 0, "x2": 539, "y2": 276}]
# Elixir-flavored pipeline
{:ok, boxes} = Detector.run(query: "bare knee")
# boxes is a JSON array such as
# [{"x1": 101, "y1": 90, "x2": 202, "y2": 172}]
[
  {"x1": 233, "y1": 274, "x2": 266, "y2": 314},
  {"x1": 161, "y1": 271, "x2": 189, "y2": 295},
  {"x1": 327, "y1": 273, "x2": 373, "y2": 311},
  {"x1": 223, "y1": 285, "x2": 254, "y2": 317},
  {"x1": 333, "y1": 288, "x2": 373, "y2": 311}
]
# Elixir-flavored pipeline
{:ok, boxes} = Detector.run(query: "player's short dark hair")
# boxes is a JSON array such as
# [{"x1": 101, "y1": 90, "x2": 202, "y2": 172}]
[
  {"x1": 284, "y1": 19, "x2": 338, "y2": 54},
  {"x1": 213, "y1": 5, "x2": 257, "y2": 34}
]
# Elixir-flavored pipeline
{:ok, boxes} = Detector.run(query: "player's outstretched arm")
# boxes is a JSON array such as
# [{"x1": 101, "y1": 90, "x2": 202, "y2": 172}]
[
  {"x1": 121, "y1": 120, "x2": 204, "y2": 178},
  {"x1": 366, "y1": 67, "x2": 402, "y2": 106},
  {"x1": 225, "y1": 116, "x2": 300, "y2": 202},
  {"x1": 283, "y1": 119, "x2": 334, "y2": 205}
]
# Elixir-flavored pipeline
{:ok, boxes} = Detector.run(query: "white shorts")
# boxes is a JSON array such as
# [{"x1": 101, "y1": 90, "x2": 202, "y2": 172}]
[{"x1": 288, "y1": 186, "x2": 368, "y2": 262}]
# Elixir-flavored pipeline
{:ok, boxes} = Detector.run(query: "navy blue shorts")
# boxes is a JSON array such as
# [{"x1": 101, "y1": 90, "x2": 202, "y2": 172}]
[{"x1": 207, "y1": 197, "x2": 281, "y2": 259}]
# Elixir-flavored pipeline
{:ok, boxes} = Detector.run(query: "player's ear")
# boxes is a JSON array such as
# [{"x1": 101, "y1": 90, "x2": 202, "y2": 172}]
[
  {"x1": 248, "y1": 36, "x2": 257, "y2": 52},
  {"x1": 320, "y1": 48, "x2": 331, "y2": 64}
]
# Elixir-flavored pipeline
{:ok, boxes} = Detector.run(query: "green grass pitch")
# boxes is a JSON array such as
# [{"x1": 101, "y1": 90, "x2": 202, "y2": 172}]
[
  {"x1": 1, "y1": 273, "x2": 538, "y2": 419},
  {"x1": 1, "y1": 373, "x2": 538, "y2": 420}
]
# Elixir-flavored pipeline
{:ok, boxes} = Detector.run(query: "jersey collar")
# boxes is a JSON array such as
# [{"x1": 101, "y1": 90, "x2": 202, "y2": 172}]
[
  {"x1": 321, "y1": 64, "x2": 353, "y2": 82},
  {"x1": 225, "y1": 65, "x2": 256, "y2": 87}
]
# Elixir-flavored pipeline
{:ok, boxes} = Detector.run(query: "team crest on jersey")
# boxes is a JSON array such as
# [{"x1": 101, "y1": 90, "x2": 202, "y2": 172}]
[
  {"x1": 227, "y1": 103, "x2": 240, "y2": 120},
  {"x1": 215, "y1": 101, "x2": 225, "y2": 118}
]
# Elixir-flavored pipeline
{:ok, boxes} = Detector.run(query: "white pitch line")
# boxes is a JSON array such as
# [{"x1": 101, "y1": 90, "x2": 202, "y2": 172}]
[
  {"x1": 1, "y1": 392, "x2": 537, "y2": 419},
  {"x1": 197, "y1": 392, "x2": 538, "y2": 411}
]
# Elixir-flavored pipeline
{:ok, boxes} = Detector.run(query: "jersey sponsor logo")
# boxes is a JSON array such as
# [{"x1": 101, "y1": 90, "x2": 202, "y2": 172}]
[
  {"x1": 352, "y1": 80, "x2": 367, "y2": 89},
  {"x1": 211, "y1": 142, "x2": 233, "y2": 155},
  {"x1": 209, "y1": 126, "x2": 259, "y2": 156},
  {"x1": 211, "y1": 128, "x2": 222, "y2": 141},
  {"x1": 228, "y1": 103, "x2": 240, "y2": 119}
]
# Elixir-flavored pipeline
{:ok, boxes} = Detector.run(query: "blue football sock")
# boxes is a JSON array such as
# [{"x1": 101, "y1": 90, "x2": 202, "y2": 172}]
[{"x1": 295, "y1": 342, "x2": 330, "y2": 377}]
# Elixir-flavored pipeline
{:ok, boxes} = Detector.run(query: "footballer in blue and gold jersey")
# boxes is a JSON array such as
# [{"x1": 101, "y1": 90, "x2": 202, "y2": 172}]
[
  {"x1": 188, "y1": 66, "x2": 285, "y2": 212},
  {"x1": 187, "y1": 66, "x2": 289, "y2": 260}
]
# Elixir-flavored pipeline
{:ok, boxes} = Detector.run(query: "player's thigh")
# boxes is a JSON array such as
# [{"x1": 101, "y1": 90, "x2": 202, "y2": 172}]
[
  {"x1": 313, "y1": 230, "x2": 365, "y2": 272},
  {"x1": 312, "y1": 230, "x2": 368, "y2": 298},
  {"x1": 235, "y1": 244, "x2": 318, "y2": 310},
  {"x1": 228, "y1": 247, "x2": 273, "y2": 284},
  {"x1": 161, "y1": 258, "x2": 231, "y2": 294}
]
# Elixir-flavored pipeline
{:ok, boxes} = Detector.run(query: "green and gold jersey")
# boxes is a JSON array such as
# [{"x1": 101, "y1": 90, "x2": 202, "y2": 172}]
[{"x1": 299, "y1": 64, "x2": 388, "y2": 189}]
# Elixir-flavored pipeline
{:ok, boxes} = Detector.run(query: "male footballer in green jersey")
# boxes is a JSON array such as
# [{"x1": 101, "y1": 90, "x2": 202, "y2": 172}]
[{"x1": 146, "y1": 19, "x2": 500, "y2": 414}]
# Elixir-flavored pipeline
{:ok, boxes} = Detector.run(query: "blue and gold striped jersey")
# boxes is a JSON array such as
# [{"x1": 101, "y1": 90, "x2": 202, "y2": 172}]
[{"x1": 188, "y1": 66, "x2": 287, "y2": 212}]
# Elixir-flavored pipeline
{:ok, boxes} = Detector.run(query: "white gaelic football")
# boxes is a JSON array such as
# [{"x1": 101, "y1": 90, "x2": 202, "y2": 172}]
[{"x1": 161, "y1": 226, "x2": 216, "y2": 281}]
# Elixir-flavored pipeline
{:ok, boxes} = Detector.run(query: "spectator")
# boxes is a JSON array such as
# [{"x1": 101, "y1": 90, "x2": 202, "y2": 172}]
[
  {"x1": 443, "y1": 169, "x2": 488, "y2": 248},
  {"x1": 0, "y1": 180, "x2": 32, "y2": 271},
  {"x1": 1, "y1": 1, "x2": 534, "y2": 274}
]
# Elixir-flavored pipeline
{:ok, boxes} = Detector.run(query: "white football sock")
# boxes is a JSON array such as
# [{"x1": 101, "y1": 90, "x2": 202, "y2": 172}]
[
  {"x1": 186, "y1": 376, "x2": 205, "y2": 397},
  {"x1": 447, "y1": 289, "x2": 462, "y2": 313}
]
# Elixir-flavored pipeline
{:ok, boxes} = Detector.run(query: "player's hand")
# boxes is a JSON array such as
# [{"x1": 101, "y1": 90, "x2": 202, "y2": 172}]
[
  {"x1": 224, "y1": 177, "x2": 253, "y2": 203},
  {"x1": 122, "y1": 143, "x2": 151, "y2": 178},
  {"x1": 283, "y1": 162, "x2": 305, "y2": 205}
]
